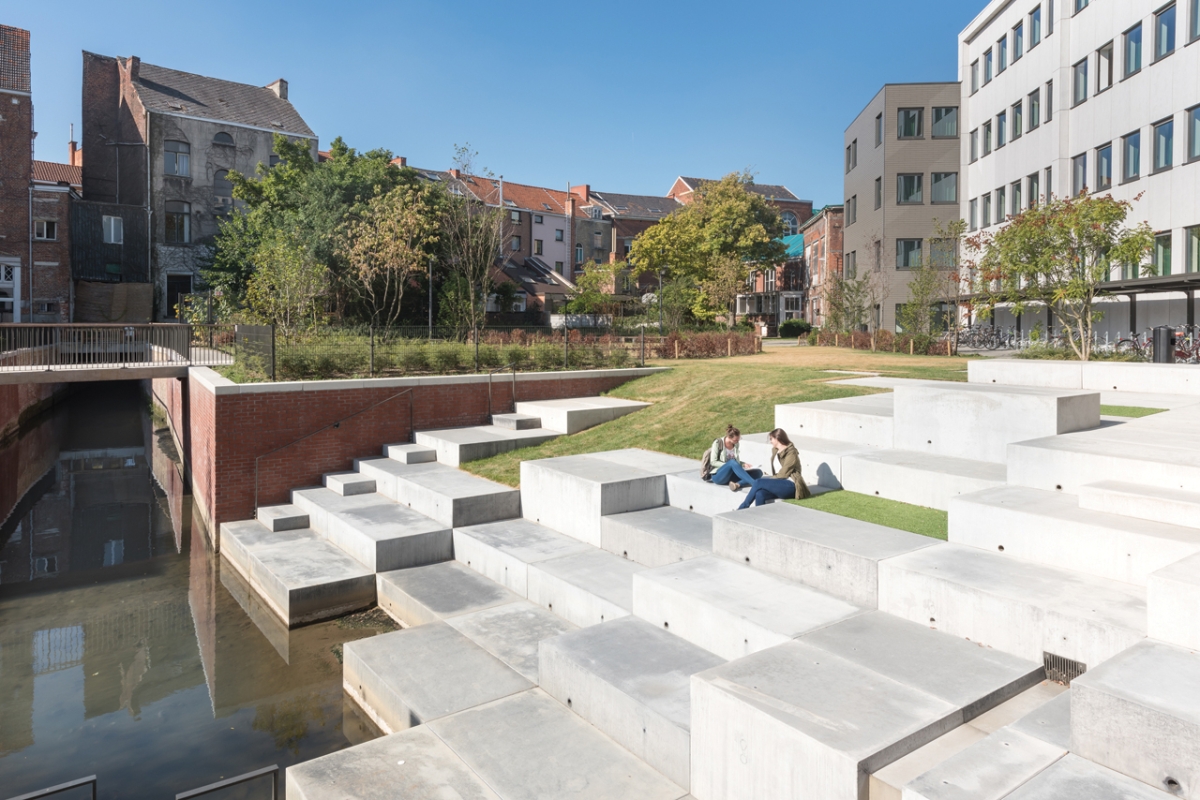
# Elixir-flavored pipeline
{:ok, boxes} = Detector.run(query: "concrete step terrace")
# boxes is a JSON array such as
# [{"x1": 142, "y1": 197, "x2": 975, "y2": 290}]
[{"x1": 840, "y1": 448, "x2": 1007, "y2": 511}]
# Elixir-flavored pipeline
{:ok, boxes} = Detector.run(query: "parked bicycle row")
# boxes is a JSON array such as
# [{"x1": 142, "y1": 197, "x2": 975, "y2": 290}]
[{"x1": 949, "y1": 324, "x2": 1200, "y2": 362}]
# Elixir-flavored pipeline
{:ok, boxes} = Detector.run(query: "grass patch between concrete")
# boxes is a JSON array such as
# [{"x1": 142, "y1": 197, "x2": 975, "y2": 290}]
[
  {"x1": 787, "y1": 491, "x2": 948, "y2": 540},
  {"x1": 1100, "y1": 405, "x2": 1167, "y2": 418}
]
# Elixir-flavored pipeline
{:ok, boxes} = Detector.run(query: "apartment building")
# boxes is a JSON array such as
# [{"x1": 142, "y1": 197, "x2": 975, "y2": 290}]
[
  {"x1": 736, "y1": 234, "x2": 806, "y2": 333},
  {"x1": 960, "y1": 0, "x2": 1200, "y2": 336},
  {"x1": 844, "y1": 82, "x2": 963, "y2": 331},
  {"x1": 799, "y1": 205, "x2": 845, "y2": 328}
]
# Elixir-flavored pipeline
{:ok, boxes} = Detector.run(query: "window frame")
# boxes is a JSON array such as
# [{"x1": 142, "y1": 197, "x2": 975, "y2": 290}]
[
  {"x1": 984, "y1": 49, "x2": 994, "y2": 83},
  {"x1": 995, "y1": 186, "x2": 1007, "y2": 221},
  {"x1": 1072, "y1": 57, "x2": 1089, "y2": 106},
  {"x1": 875, "y1": 113, "x2": 884, "y2": 146},
  {"x1": 969, "y1": 198, "x2": 979, "y2": 231},
  {"x1": 1012, "y1": 100, "x2": 1023, "y2": 140},
  {"x1": 1124, "y1": 23, "x2": 1144, "y2": 78},
  {"x1": 1096, "y1": 41, "x2": 1114, "y2": 93},
  {"x1": 1155, "y1": 3, "x2": 1177, "y2": 62},
  {"x1": 847, "y1": 195, "x2": 858, "y2": 225},
  {"x1": 1030, "y1": 5, "x2": 1043, "y2": 47},
  {"x1": 533, "y1": 214, "x2": 544, "y2": 224},
  {"x1": 896, "y1": 238, "x2": 923, "y2": 269},
  {"x1": 1028, "y1": 172, "x2": 1040, "y2": 208},
  {"x1": 1046, "y1": 80, "x2": 1054, "y2": 122},
  {"x1": 1186, "y1": 224, "x2": 1200, "y2": 273},
  {"x1": 163, "y1": 140, "x2": 191, "y2": 177},
  {"x1": 970, "y1": 128, "x2": 980, "y2": 162},
  {"x1": 896, "y1": 174, "x2": 924, "y2": 205},
  {"x1": 1192, "y1": 0, "x2": 1200, "y2": 42},
  {"x1": 212, "y1": 131, "x2": 234, "y2": 146},
  {"x1": 164, "y1": 200, "x2": 191, "y2": 245},
  {"x1": 1153, "y1": 231, "x2": 1173, "y2": 275},
  {"x1": 970, "y1": 61, "x2": 980, "y2": 94},
  {"x1": 1011, "y1": 180, "x2": 1023, "y2": 215},
  {"x1": 33, "y1": 219, "x2": 57, "y2": 240},
  {"x1": 1096, "y1": 143, "x2": 1114, "y2": 190},
  {"x1": 984, "y1": 120, "x2": 994, "y2": 155},
  {"x1": 1188, "y1": 104, "x2": 1200, "y2": 163},
  {"x1": 997, "y1": 110, "x2": 1008, "y2": 148},
  {"x1": 1153, "y1": 117, "x2": 1175, "y2": 172},
  {"x1": 214, "y1": 169, "x2": 233, "y2": 199},
  {"x1": 1123, "y1": 130, "x2": 1142, "y2": 182},
  {"x1": 874, "y1": 177, "x2": 883, "y2": 209},
  {"x1": 1029, "y1": 89, "x2": 1041, "y2": 129},
  {"x1": 1075, "y1": 0, "x2": 1089, "y2": 13},
  {"x1": 897, "y1": 108, "x2": 924, "y2": 139},
  {"x1": 1014, "y1": 21, "x2": 1025, "y2": 60},
  {"x1": 998, "y1": 35, "x2": 1009, "y2": 72},
  {"x1": 102, "y1": 215, "x2": 123, "y2": 245},
  {"x1": 1072, "y1": 152, "x2": 1088, "y2": 196},
  {"x1": 982, "y1": 193, "x2": 993, "y2": 228},
  {"x1": 534, "y1": 238, "x2": 544, "y2": 256},
  {"x1": 511, "y1": 235, "x2": 522, "y2": 251},
  {"x1": 932, "y1": 106, "x2": 959, "y2": 138},
  {"x1": 931, "y1": 172, "x2": 958, "y2": 205}
]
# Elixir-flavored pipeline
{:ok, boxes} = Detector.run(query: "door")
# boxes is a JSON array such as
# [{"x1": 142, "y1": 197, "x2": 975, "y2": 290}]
[{"x1": 165, "y1": 274, "x2": 192, "y2": 320}]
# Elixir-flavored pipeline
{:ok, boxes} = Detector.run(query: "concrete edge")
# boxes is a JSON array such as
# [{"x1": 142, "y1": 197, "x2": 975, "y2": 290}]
[{"x1": 202, "y1": 366, "x2": 669, "y2": 394}]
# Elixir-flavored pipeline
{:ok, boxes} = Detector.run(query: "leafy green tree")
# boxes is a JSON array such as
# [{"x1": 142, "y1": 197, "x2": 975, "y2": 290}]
[
  {"x1": 975, "y1": 193, "x2": 1153, "y2": 360},
  {"x1": 245, "y1": 230, "x2": 328, "y2": 333},
  {"x1": 825, "y1": 271, "x2": 877, "y2": 333},
  {"x1": 566, "y1": 260, "x2": 626, "y2": 317},
  {"x1": 897, "y1": 262, "x2": 946, "y2": 337}
]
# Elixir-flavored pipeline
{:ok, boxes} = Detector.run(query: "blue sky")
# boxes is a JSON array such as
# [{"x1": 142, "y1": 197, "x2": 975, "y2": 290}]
[{"x1": 10, "y1": 0, "x2": 979, "y2": 205}]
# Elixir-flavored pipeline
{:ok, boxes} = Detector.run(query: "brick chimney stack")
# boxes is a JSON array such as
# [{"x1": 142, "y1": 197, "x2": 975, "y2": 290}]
[
  {"x1": 570, "y1": 184, "x2": 589, "y2": 201},
  {"x1": 127, "y1": 55, "x2": 140, "y2": 81},
  {"x1": 266, "y1": 78, "x2": 288, "y2": 100}
]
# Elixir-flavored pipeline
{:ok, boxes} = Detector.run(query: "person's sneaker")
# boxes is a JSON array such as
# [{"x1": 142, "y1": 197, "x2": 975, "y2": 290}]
[{"x1": 729, "y1": 482, "x2": 742, "y2": 492}]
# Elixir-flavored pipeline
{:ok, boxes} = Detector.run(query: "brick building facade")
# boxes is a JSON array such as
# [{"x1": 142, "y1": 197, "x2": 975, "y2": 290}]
[
  {"x1": 799, "y1": 205, "x2": 846, "y2": 328},
  {"x1": 0, "y1": 26, "x2": 33, "y2": 321}
]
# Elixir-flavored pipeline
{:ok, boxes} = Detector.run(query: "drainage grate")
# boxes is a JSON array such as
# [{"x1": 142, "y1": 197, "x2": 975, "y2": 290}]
[{"x1": 1044, "y1": 651, "x2": 1087, "y2": 684}]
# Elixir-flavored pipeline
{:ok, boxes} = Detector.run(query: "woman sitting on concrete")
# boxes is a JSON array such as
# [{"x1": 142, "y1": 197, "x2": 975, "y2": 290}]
[
  {"x1": 708, "y1": 425, "x2": 763, "y2": 491},
  {"x1": 737, "y1": 428, "x2": 811, "y2": 509}
]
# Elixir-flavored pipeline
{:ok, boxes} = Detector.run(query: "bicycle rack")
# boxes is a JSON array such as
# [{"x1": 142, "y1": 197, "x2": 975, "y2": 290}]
[{"x1": 5, "y1": 775, "x2": 97, "y2": 800}]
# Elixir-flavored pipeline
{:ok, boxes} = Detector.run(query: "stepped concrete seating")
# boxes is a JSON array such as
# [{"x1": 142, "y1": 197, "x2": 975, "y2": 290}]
[
  {"x1": 323, "y1": 471, "x2": 376, "y2": 496},
  {"x1": 600, "y1": 505, "x2": 712, "y2": 566},
  {"x1": 1072, "y1": 639, "x2": 1200, "y2": 798},
  {"x1": 291, "y1": 488, "x2": 453, "y2": 573},
  {"x1": 382, "y1": 442, "x2": 436, "y2": 464},
  {"x1": 878, "y1": 543, "x2": 1146, "y2": 667},
  {"x1": 711, "y1": 502, "x2": 936, "y2": 607},
  {"x1": 256, "y1": 503, "x2": 309, "y2": 532},
  {"x1": 948, "y1": 485, "x2": 1200, "y2": 586},
  {"x1": 901, "y1": 727, "x2": 1068, "y2": 800},
  {"x1": 526, "y1": 548, "x2": 646, "y2": 627},
  {"x1": 539, "y1": 617, "x2": 725, "y2": 790},
  {"x1": 445, "y1": 601, "x2": 576, "y2": 683},
  {"x1": 665, "y1": 472, "x2": 752, "y2": 517},
  {"x1": 1008, "y1": 690, "x2": 1072, "y2": 750},
  {"x1": 632, "y1": 555, "x2": 862, "y2": 660},
  {"x1": 343, "y1": 621, "x2": 534, "y2": 734},
  {"x1": 452, "y1": 518, "x2": 591, "y2": 597},
  {"x1": 740, "y1": 432, "x2": 869, "y2": 490},
  {"x1": 492, "y1": 412, "x2": 542, "y2": 430},
  {"x1": 997, "y1": 754, "x2": 1176, "y2": 799},
  {"x1": 1148, "y1": 551, "x2": 1200, "y2": 650},
  {"x1": 218, "y1": 520, "x2": 375, "y2": 626},
  {"x1": 414, "y1": 424, "x2": 561, "y2": 467},
  {"x1": 774, "y1": 392, "x2": 895, "y2": 447},
  {"x1": 514, "y1": 396, "x2": 650, "y2": 434},
  {"x1": 1078, "y1": 480, "x2": 1200, "y2": 530},
  {"x1": 891, "y1": 382, "x2": 1100, "y2": 464},
  {"x1": 520, "y1": 450, "x2": 695, "y2": 546},
  {"x1": 375, "y1": 561, "x2": 523, "y2": 627},
  {"x1": 969, "y1": 357, "x2": 1200, "y2": 396},
  {"x1": 690, "y1": 611, "x2": 1042, "y2": 800},
  {"x1": 839, "y1": 448, "x2": 1007, "y2": 511},
  {"x1": 353, "y1": 457, "x2": 520, "y2": 528}
]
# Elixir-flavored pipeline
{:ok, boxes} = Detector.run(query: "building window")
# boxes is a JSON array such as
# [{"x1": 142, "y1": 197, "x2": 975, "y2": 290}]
[
  {"x1": 1012, "y1": 101, "x2": 1023, "y2": 139},
  {"x1": 1045, "y1": 80, "x2": 1054, "y2": 121},
  {"x1": 931, "y1": 238, "x2": 957, "y2": 268},
  {"x1": 533, "y1": 214, "x2": 543, "y2": 224},
  {"x1": 846, "y1": 251, "x2": 857, "y2": 279},
  {"x1": 593, "y1": 230, "x2": 603, "y2": 248},
  {"x1": 846, "y1": 139, "x2": 858, "y2": 172},
  {"x1": 782, "y1": 211, "x2": 799, "y2": 235},
  {"x1": 897, "y1": 174, "x2": 923, "y2": 204},
  {"x1": 1188, "y1": 105, "x2": 1200, "y2": 162},
  {"x1": 970, "y1": 129, "x2": 980, "y2": 162},
  {"x1": 164, "y1": 201, "x2": 191, "y2": 244},
  {"x1": 1072, "y1": 153, "x2": 1088, "y2": 195},
  {"x1": 970, "y1": 61, "x2": 980, "y2": 94},
  {"x1": 896, "y1": 239, "x2": 923, "y2": 269},
  {"x1": 214, "y1": 169, "x2": 233, "y2": 198},
  {"x1": 996, "y1": 186, "x2": 1007, "y2": 220},
  {"x1": 1123, "y1": 131, "x2": 1142, "y2": 180},
  {"x1": 511, "y1": 235, "x2": 521, "y2": 251},
  {"x1": 932, "y1": 107, "x2": 958, "y2": 137},
  {"x1": 33, "y1": 220, "x2": 57, "y2": 240},
  {"x1": 998, "y1": 35, "x2": 1008, "y2": 72},
  {"x1": 1097, "y1": 42, "x2": 1114, "y2": 92},
  {"x1": 874, "y1": 177, "x2": 883, "y2": 209},
  {"x1": 1030, "y1": 6, "x2": 1042, "y2": 46},
  {"x1": 969, "y1": 198, "x2": 979, "y2": 231},
  {"x1": 1096, "y1": 144, "x2": 1114, "y2": 190},
  {"x1": 1154, "y1": 118, "x2": 1174, "y2": 171},
  {"x1": 1028, "y1": 172, "x2": 1040, "y2": 207},
  {"x1": 213, "y1": 131, "x2": 234, "y2": 146},
  {"x1": 510, "y1": 210, "x2": 521, "y2": 223},
  {"x1": 1072, "y1": 58, "x2": 1088, "y2": 106},
  {"x1": 1075, "y1": 0, "x2": 1089, "y2": 12},
  {"x1": 1048, "y1": 0, "x2": 1055, "y2": 34},
  {"x1": 1125, "y1": 24, "x2": 1143, "y2": 77},
  {"x1": 1029, "y1": 89, "x2": 1041, "y2": 129},
  {"x1": 103, "y1": 215, "x2": 123, "y2": 244},
  {"x1": 984, "y1": 49, "x2": 994, "y2": 83},
  {"x1": 875, "y1": 113, "x2": 883, "y2": 145},
  {"x1": 1014, "y1": 21, "x2": 1025, "y2": 59},
  {"x1": 269, "y1": 154, "x2": 282, "y2": 168},
  {"x1": 534, "y1": 239, "x2": 544, "y2": 255},
  {"x1": 898, "y1": 108, "x2": 923, "y2": 139},
  {"x1": 164, "y1": 140, "x2": 190, "y2": 176},
  {"x1": 997, "y1": 110, "x2": 1008, "y2": 147},
  {"x1": 1153, "y1": 232, "x2": 1173, "y2": 275},
  {"x1": 1011, "y1": 181, "x2": 1023, "y2": 215},
  {"x1": 1155, "y1": 3, "x2": 1176, "y2": 60},
  {"x1": 1192, "y1": 0, "x2": 1200, "y2": 41},
  {"x1": 984, "y1": 120, "x2": 993, "y2": 155},
  {"x1": 575, "y1": 243, "x2": 583, "y2": 263},
  {"x1": 982, "y1": 193, "x2": 993, "y2": 227},
  {"x1": 846, "y1": 196, "x2": 857, "y2": 224},
  {"x1": 931, "y1": 172, "x2": 958, "y2": 204},
  {"x1": 1187, "y1": 225, "x2": 1200, "y2": 272},
  {"x1": 1045, "y1": 166, "x2": 1053, "y2": 198},
  {"x1": 553, "y1": 229, "x2": 563, "y2": 242}
]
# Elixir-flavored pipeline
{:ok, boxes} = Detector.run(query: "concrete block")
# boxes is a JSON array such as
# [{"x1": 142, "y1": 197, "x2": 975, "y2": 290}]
[
  {"x1": 712, "y1": 502, "x2": 936, "y2": 608},
  {"x1": 256, "y1": 503, "x2": 309, "y2": 532},
  {"x1": 878, "y1": 543, "x2": 1146, "y2": 667},
  {"x1": 428, "y1": 689, "x2": 688, "y2": 800},
  {"x1": 384, "y1": 442, "x2": 436, "y2": 464},
  {"x1": 1148, "y1": 552, "x2": 1200, "y2": 650},
  {"x1": 527, "y1": 549, "x2": 644, "y2": 627},
  {"x1": 1006, "y1": 428, "x2": 1200, "y2": 495},
  {"x1": 632, "y1": 556, "x2": 861, "y2": 660},
  {"x1": 414, "y1": 425, "x2": 560, "y2": 467},
  {"x1": 601, "y1": 505, "x2": 712, "y2": 566},
  {"x1": 591, "y1": 448, "x2": 699, "y2": 476},
  {"x1": 1000, "y1": 753, "x2": 1178, "y2": 800},
  {"x1": 948, "y1": 485, "x2": 1200, "y2": 586},
  {"x1": 389, "y1": 462, "x2": 521, "y2": 528},
  {"x1": 1079, "y1": 480, "x2": 1200, "y2": 530},
  {"x1": 967, "y1": 359, "x2": 1083, "y2": 389},
  {"x1": 219, "y1": 520, "x2": 375, "y2": 626},
  {"x1": 871, "y1": 724, "x2": 988, "y2": 800},
  {"x1": 376, "y1": 561, "x2": 522, "y2": 627},
  {"x1": 453, "y1": 518, "x2": 591, "y2": 597},
  {"x1": 1009, "y1": 690, "x2": 1072, "y2": 750},
  {"x1": 514, "y1": 396, "x2": 650, "y2": 434},
  {"x1": 343, "y1": 621, "x2": 532, "y2": 733},
  {"x1": 774, "y1": 393, "x2": 895, "y2": 448},
  {"x1": 892, "y1": 383, "x2": 1100, "y2": 464},
  {"x1": 665, "y1": 472, "x2": 760, "y2": 517},
  {"x1": 741, "y1": 431, "x2": 881, "y2": 490},
  {"x1": 1072, "y1": 639, "x2": 1200, "y2": 799},
  {"x1": 520, "y1": 454, "x2": 666, "y2": 546},
  {"x1": 539, "y1": 617, "x2": 725, "y2": 790},
  {"x1": 965, "y1": 680, "x2": 1068, "y2": 736},
  {"x1": 446, "y1": 601, "x2": 576, "y2": 682},
  {"x1": 900, "y1": 728, "x2": 1066, "y2": 800},
  {"x1": 286, "y1": 727, "x2": 500, "y2": 800},
  {"x1": 323, "y1": 471, "x2": 376, "y2": 496},
  {"x1": 492, "y1": 412, "x2": 541, "y2": 430},
  {"x1": 840, "y1": 449, "x2": 1007, "y2": 511},
  {"x1": 1082, "y1": 361, "x2": 1200, "y2": 395}
]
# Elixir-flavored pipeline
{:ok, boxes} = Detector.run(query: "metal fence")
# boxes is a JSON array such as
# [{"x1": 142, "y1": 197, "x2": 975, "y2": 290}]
[{"x1": 0, "y1": 324, "x2": 237, "y2": 373}]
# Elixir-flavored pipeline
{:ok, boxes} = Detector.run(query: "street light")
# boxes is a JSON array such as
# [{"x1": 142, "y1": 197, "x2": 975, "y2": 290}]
[{"x1": 658, "y1": 247, "x2": 665, "y2": 336}]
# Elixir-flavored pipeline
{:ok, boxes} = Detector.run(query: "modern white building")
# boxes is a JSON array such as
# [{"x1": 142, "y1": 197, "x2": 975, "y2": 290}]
[{"x1": 959, "y1": 0, "x2": 1200, "y2": 337}]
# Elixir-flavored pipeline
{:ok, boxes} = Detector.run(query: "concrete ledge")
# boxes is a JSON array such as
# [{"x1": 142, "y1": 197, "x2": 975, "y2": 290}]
[
  {"x1": 376, "y1": 561, "x2": 522, "y2": 627},
  {"x1": 996, "y1": 754, "x2": 1176, "y2": 800},
  {"x1": 967, "y1": 360, "x2": 1084, "y2": 389},
  {"x1": 415, "y1": 425, "x2": 560, "y2": 467},
  {"x1": 968, "y1": 358, "x2": 1200, "y2": 396},
  {"x1": 384, "y1": 443, "x2": 437, "y2": 464},
  {"x1": 775, "y1": 393, "x2": 895, "y2": 448},
  {"x1": 1148, "y1": 552, "x2": 1200, "y2": 650},
  {"x1": 840, "y1": 449, "x2": 1007, "y2": 511},
  {"x1": 526, "y1": 549, "x2": 645, "y2": 627},
  {"x1": 445, "y1": 601, "x2": 576, "y2": 682},
  {"x1": 600, "y1": 505, "x2": 712, "y2": 566},
  {"x1": 665, "y1": 472, "x2": 757, "y2": 517},
  {"x1": 452, "y1": 518, "x2": 591, "y2": 597},
  {"x1": 1007, "y1": 430, "x2": 1200, "y2": 495},
  {"x1": 901, "y1": 727, "x2": 1066, "y2": 800},
  {"x1": 515, "y1": 396, "x2": 650, "y2": 434},
  {"x1": 1079, "y1": 480, "x2": 1200, "y2": 530}
]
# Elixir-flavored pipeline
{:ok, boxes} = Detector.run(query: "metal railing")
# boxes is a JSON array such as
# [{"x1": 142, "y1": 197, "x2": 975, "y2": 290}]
[
  {"x1": 0, "y1": 324, "x2": 238, "y2": 373},
  {"x1": 5, "y1": 775, "x2": 97, "y2": 800},
  {"x1": 176, "y1": 765, "x2": 279, "y2": 800}
]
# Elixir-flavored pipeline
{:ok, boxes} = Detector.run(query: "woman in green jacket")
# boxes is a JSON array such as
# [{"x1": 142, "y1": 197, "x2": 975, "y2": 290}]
[{"x1": 736, "y1": 428, "x2": 810, "y2": 509}]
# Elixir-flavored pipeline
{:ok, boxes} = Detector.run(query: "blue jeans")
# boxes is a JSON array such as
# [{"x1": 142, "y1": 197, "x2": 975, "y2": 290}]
[
  {"x1": 710, "y1": 461, "x2": 762, "y2": 486},
  {"x1": 737, "y1": 477, "x2": 795, "y2": 509}
]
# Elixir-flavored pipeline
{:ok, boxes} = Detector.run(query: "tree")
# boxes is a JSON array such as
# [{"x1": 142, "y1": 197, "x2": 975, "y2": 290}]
[
  {"x1": 566, "y1": 261, "x2": 626, "y2": 317},
  {"x1": 824, "y1": 271, "x2": 878, "y2": 333},
  {"x1": 975, "y1": 193, "x2": 1153, "y2": 360},
  {"x1": 491, "y1": 280, "x2": 522, "y2": 314},
  {"x1": 628, "y1": 172, "x2": 786, "y2": 326},
  {"x1": 245, "y1": 230, "x2": 328, "y2": 334},
  {"x1": 339, "y1": 183, "x2": 440, "y2": 327},
  {"x1": 897, "y1": 262, "x2": 946, "y2": 338}
]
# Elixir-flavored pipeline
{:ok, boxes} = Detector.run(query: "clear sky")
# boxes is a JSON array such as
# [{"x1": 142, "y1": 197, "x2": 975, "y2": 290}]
[{"x1": 10, "y1": 0, "x2": 980, "y2": 206}]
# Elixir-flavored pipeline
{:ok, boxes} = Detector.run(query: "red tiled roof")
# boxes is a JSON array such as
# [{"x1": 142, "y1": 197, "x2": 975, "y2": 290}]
[
  {"x1": 32, "y1": 160, "x2": 82, "y2": 187},
  {"x1": 453, "y1": 175, "x2": 588, "y2": 218}
]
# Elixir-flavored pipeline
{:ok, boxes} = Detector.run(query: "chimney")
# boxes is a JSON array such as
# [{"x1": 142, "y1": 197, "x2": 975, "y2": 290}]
[
  {"x1": 69, "y1": 140, "x2": 79, "y2": 167},
  {"x1": 266, "y1": 78, "x2": 288, "y2": 100},
  {"x1": 395, "y1": 156, "x2": 407, "y2": 167},
  {"x1": 449, "y1": 168, "x2": 461, "y2": 179},
  {"x1": 127, "y1": 55, "x2": 140, "y2": 81},
  {"x1": 570, "y1": 184, "x2": 589, "y2": 201}
]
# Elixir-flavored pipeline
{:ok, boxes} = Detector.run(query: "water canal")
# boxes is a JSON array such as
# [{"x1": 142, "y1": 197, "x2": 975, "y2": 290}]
[{"x1": 0, "y1": 382, "x2": 392, "y2": 798}]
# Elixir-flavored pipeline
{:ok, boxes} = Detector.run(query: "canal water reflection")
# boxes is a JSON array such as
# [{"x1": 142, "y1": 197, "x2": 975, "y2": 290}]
[{"x1": 0, "y1": 382, "x2": 389, "y2": 798}]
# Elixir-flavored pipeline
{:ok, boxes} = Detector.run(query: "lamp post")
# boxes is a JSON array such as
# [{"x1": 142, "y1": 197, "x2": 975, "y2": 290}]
[
  {"x1": 427, "y1": 256, "x2": 434, "y2": 340},
  {"x1": 658, "y1": 246, "x2": 665, "y2": 336}
]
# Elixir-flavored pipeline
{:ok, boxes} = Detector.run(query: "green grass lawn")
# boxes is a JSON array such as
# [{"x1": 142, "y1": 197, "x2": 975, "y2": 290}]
[
  {"x1": 1100, "y1": 405, "x2": 1167, "y2": 418},
  {"x1": 788, "y1": 491, "x2": 948, "y2": 540}
]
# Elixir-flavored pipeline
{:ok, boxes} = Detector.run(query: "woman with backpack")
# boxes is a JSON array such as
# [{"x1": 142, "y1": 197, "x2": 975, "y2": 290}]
[
  {"x1": 737, "y1": 428, "x2": 811, "y2": 509},
  {"x1": 705, "y1": 425, "x2": 763, "y2": 491}
]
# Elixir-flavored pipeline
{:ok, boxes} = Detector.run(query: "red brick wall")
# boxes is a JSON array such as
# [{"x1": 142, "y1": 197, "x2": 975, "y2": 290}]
[{"x1": 161, "y1": 370, "x2": 656, "y2": 529}]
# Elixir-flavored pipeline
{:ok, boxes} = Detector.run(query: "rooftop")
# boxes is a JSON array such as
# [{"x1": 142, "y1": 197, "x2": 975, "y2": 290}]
[
  {"x1": 675, "y1": 176, "x2": 806, "y2": 204},
  {"x1": 32, "y1": 160, "x2": 82, "y2": 187},
  {"x1": 590, "y1": 191, "x2": 680, "y2": 220}
]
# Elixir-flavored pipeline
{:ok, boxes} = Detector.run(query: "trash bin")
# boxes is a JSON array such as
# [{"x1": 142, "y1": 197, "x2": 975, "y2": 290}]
[{"x1": 1153, "y1": 326, "x2": 1175, "y2": 363}]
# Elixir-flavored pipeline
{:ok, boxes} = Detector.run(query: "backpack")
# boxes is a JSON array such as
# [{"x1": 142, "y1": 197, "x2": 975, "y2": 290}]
[{"x1": 699, "y1": 438, "x2": 721, "y2": 481}]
